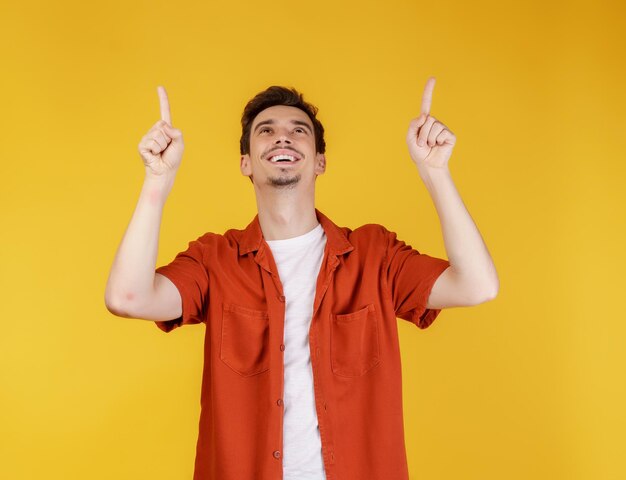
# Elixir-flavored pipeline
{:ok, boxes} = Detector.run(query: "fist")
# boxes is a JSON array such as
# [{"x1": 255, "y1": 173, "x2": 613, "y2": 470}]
[
  {"x1": 406, "y1": 77, "x2": 456, "y2": 173},
  {"x1": 138, "y1": 86, "x2": 184, "y2": 177}
]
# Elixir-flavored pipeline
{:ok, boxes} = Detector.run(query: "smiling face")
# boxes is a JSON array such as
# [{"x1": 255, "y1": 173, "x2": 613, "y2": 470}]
[{"x1": 240, "y1": 105, "x2": 326, "y2": 190}]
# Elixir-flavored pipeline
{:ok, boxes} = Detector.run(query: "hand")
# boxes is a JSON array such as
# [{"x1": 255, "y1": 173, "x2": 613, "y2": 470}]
[
  {"x1": 138, "y1": 86, "x2": 185, "y2": 177},
  {"x1": 406, "y1": 77, "x2": 456, "y2": 174}
]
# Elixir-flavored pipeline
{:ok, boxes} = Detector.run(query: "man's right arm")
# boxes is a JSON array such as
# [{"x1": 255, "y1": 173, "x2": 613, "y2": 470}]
[{"x1": 104, "y1": 86, "x2": 185, "y2": 322}]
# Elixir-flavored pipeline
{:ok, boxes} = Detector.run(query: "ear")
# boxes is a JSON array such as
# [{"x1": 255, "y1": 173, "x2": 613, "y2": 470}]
[
  {"x1": 240, "y1": 154, "x2": 252, "y2": 177},
  {"x1": 314, "y1": 153, "x2": 326, "y2": 175}
]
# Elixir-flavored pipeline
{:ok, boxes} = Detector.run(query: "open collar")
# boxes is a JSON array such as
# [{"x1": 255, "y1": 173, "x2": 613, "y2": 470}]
[{"x1": 238, "y1": 209, "x2": 353, "y2": 258}]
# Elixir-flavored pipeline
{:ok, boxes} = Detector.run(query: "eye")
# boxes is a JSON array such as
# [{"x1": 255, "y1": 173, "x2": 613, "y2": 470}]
[
  {"x1": 259, "y1": 127, "x2": 272, "y2": 134},
  {"x1": 294, "y1": 127, "x2": 306, "y2": 133}
]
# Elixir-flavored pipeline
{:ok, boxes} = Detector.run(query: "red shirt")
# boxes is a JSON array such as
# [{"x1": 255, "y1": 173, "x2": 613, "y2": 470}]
[{"x1": 155, "y1": 209, "x2": 450, "y2": 480}]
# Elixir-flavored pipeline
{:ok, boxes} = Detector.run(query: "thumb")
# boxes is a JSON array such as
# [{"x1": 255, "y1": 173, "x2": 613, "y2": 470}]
[
  {"x1": 162, "y1": 122, "x2": 183, "y2": 140},
  {"x1": 407, "y1": 114, "x2": 427, "y2": 140}
]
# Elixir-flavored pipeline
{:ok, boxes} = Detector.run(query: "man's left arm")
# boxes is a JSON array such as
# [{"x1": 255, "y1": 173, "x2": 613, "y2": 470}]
[{"x1": 406, "y1": 77, "x2": 499, "y2": 309}]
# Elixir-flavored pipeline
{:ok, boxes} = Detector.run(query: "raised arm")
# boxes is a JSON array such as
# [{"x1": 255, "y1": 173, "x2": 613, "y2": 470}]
[
  {"x1": 406, "y1": 77, "x2": 499, "y2": 308},
  {"x1": 104, "y1": 86, "x2": 185, "y2": 321}
]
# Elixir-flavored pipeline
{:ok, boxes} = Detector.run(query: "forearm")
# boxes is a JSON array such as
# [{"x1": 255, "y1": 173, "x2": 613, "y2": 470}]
[
  {"x1": 420, "y1": 167, "x2": 499, "y2": 297},
  {"x1": 105, "y1": 174, "x2": 175, "y2": 314}
]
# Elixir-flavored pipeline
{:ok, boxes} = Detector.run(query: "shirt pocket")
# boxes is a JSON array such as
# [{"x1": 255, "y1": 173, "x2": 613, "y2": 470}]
[
  {"x1": 220, "y1": 303, "x2": 270, "y2": 377},
  {"x1": 330, "y1": 304, "x2": 381, "y2": 377}
]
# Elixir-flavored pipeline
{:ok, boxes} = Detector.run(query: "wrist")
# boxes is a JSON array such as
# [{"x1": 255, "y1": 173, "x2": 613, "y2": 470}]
[
  {"x1": 418, "y1": 165, "x2": 452, "y2": 191},
  {"x1": 142, "y1": 172, "x2": 176, "y2": 205}
]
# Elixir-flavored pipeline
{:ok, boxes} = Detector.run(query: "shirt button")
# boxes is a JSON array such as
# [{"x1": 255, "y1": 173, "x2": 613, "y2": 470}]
[
  {"x1": 273, "y1": 450, "x2": 281, "y2": 459},
  {"x1": 277, "y1": 398, "x2": 283, "y2": 406},
  {"x1": 278, "y1": 295, "x2": 286, "y2": 302},
  {"x1": 280, "y1": 344, "x2": 285, "y2": 351}
]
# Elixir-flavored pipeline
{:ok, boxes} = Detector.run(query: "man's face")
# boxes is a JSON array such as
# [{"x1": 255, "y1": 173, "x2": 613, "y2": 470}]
[{"x1": 240, "y1": 105, "x2": 326, "y2": 189}]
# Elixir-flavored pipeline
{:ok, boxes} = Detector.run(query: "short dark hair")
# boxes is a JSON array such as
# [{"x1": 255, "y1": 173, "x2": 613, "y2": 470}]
[{"x1": 239, "y1": 86, "x2": 326, "y2": 155}]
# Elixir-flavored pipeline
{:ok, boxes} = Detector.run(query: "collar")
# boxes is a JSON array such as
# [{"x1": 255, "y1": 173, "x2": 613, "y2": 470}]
[{"x1": 238, "y1": 208, "x2": 354, "y2": 258}]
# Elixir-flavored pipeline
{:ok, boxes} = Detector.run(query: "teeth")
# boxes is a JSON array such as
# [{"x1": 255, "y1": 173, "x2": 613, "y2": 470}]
[{"x1": 270, "y1": 154, "x2": 297, "y2": 162}]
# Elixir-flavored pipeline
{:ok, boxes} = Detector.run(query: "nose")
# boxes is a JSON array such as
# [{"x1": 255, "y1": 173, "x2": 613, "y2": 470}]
[{"x1": 274, "y1": 134, "x2": 291, "y2": 145}]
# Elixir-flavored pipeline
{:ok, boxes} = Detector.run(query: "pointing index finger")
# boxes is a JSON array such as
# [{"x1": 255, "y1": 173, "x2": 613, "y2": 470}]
[
  {"x1": 157, "y1": 85, "x2": 172, "y2": 125},
  {"x1": 421, "y1": 76, "x2": 436, "y2": 116}
]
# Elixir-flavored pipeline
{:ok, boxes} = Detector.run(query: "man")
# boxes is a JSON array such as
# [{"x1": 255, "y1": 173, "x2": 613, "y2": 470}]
[{"x1": 105, "y1": 78, "x2": 499, "y2": 480}]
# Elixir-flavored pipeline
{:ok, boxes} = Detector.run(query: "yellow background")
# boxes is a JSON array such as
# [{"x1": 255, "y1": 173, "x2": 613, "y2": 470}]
[{"x1": 1, "y1": 0, "x2": 624, "y2": 478}]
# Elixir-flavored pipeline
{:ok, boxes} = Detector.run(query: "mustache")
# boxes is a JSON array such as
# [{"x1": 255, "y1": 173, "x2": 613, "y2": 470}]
[{"x1": 261, "y1": 146, "x2": 304, "y2": 160}]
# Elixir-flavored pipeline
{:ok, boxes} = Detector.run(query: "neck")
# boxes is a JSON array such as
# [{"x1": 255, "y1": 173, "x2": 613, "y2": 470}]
[{"x1": 255, "y1": 186, "x2": 318, "y2": 240}]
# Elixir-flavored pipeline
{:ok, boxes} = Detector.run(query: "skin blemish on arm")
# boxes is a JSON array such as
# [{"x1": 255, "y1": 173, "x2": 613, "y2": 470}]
[{"x1": 148, "y1": 188, "x2": 162, "y2": 206}]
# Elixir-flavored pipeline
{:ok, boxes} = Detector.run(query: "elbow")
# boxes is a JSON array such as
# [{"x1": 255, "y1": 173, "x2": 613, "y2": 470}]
[
  {"x1": 104, "y1": 289, "x2": 133, "y2": 318},
  {"x1": 105, "y1": 288, "x2": 155, "y2": 319},
  {"x1": 459, "y1": 272, "x2": 499, "y2": 306},
  {"x1": 104, "y1": 294, "x2": 126, "y2": 318},
  {"x1": 476, "y1": 277, "x2": 499, "y2": 304},
  {"x1": 482, "y1": 285, "x2": 499, "y2": 303}
]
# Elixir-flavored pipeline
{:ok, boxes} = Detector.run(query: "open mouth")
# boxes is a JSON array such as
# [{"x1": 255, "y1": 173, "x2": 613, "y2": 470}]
[{"x1": 268, "y1": 154, "x2": 301, "y2": 164}]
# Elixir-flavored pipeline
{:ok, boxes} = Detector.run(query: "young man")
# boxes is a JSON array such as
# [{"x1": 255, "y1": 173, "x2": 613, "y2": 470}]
[{"x1": 105, "y1": 79, "x2": 499, "y2": 480}]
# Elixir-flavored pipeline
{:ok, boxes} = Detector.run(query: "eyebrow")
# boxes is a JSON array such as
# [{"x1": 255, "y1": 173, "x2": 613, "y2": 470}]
[{"x1": 253, "y1": 119, "x2": 313, "y2": 134}]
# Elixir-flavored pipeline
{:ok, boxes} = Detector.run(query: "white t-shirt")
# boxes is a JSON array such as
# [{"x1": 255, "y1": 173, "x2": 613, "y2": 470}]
[{"x1": 266, "y1": 223, "x2": 328, "y2": 480}]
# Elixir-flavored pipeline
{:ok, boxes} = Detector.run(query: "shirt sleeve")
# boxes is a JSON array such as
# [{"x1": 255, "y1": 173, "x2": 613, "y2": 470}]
[
  {"x1": 154, "y1": 235, "x2": 210, "y2": 333},
  {"x1": 384, "y1": 229, "x2": 451, "y2": 329}
]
